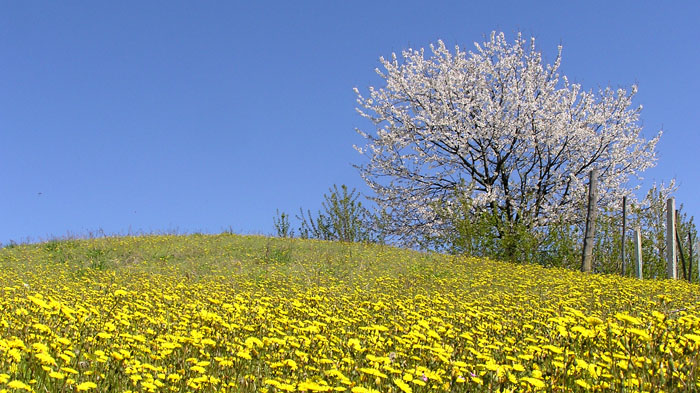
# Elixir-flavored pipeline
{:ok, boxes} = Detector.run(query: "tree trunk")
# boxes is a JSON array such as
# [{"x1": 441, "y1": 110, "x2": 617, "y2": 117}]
[
  {"x1": 581, "y1": 170, "x2": 599, "y2": 273},
  {"x1": 621, "y1": 196, "x2": 627, "y2": 275}
]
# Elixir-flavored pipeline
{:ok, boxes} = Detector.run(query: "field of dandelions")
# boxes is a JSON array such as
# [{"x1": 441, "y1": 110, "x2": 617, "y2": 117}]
[{"x1": 1, "y1": 234, "x2": 699, "y2": 392}]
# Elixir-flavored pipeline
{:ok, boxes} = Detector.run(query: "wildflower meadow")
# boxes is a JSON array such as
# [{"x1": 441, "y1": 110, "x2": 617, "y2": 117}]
[{"x1": 1, "y1": 234, "x2": 699, "y2": 392}]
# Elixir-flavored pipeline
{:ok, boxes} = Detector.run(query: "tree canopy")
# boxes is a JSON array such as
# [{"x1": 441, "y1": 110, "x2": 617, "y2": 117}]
[{"x1": 354, "y1": 32, "x2": 661, "y2": 246}]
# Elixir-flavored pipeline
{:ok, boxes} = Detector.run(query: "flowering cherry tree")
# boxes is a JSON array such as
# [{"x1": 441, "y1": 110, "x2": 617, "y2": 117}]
[{"x1": 354, "y1": 32, "x2": 661, "y2": 245}]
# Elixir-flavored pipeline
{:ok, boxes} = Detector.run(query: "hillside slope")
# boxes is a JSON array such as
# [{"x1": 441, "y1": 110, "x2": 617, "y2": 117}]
[{"x1": 1, "y1": 234, "x2": 699, "y2": 392}]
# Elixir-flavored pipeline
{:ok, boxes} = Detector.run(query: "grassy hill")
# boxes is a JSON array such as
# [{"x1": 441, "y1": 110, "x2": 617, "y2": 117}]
[{"x1": 1, "y1": 234, "x2": 699, "y2": 392}]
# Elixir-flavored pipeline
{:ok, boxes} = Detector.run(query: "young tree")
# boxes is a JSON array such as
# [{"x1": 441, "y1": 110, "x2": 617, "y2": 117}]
[
  {"x1": 297, "y1": 185, "x2": 376, "y2": 243},
  {"x1": 354, "y1": 32, "x2": 661, "y2": 248},
  {"x1": 272, "y1": 209, "x2": 294, "y2": 238}
]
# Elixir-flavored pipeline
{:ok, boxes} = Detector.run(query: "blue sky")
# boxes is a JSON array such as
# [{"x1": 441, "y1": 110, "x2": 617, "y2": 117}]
[{"x1": 1, "y1": 1, "x2": 699, "y2": 244}]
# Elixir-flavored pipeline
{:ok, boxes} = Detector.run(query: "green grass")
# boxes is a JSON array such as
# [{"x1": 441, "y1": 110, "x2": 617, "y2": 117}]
[{"x1": 1, "y1": 233, "x2": 700, "y2": 392}]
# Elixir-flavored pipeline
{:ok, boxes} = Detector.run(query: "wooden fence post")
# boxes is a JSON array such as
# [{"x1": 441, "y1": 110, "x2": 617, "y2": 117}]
[
  {"x1": 621, "y1": 196, "x2": 627, "y2": 276},
  {"x1": 634, "y1": 227, "x2": 643, "y2": 279},
  {"x1": 666, "y1": 198, "x2": 677, "y2": 279},
  {"x1": 581, "y1": 170, "x2": 599, "y2": 273},
  {"x1": 689, "y1": 232, "x2": 694, "y2": 283}
]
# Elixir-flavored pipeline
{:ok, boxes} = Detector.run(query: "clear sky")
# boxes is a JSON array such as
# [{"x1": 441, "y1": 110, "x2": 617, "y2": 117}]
[{"x1": 1, "y1": 1, "x2": 699, "y2": 244}]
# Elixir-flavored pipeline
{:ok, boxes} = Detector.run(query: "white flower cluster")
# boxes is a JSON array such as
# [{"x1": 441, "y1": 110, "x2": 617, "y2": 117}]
[{"x1": 354, "y1": 32, "x2": 661, "y2": 245}]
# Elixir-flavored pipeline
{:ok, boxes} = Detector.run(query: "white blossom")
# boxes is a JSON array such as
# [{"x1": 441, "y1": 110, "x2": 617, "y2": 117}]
[{"x1": 354, "y1": 32, "x2": 661, "y2": 245}]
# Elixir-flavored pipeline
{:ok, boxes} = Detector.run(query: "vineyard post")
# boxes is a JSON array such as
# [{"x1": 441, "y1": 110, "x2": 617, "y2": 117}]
[
  {"x1": 689, "y1": 231, "x2": 694, "y2": 283},
  {"x1": 621, "y1": 196, "x2": 627, "y2": 276},
  {"x1": 581, "y1": 169, "x2": 598, "y2": 273},
  {"x1": 634, "y1": 227, "x2": 643, "y2": 279},
  {"x1": 666, "y1": 198, "x2": 677, "y2": 279}
]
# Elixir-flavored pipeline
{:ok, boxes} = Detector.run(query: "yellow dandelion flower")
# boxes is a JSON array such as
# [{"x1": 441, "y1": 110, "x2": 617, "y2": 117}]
[
  {"x1": 190, "y1": 365, "x2": 206, "y2": 374},
  {"x1": 60, "y1": 367, "x2": 79, "y2": 375},
  {"x1": 298, "y1": 381, "x2": 332, "y2": 392},
  {"x1": 542, "y1": 345, "x2": 563, "y2": 354},
  {"x1": 393, "y1": 378, "x2": 412, "y2": 393},
  {"x1": 521, "y1": 377, "x2": 546, "y2": 389},
  {"x1": 245, "y1": 337, "x2": 263, "y2": 348},
  {"x1": 76, "y1": 382, "x2": 97, "y2": 391},
  {"x1": 7, "y1": 380, "x2": 32, "y2": 391},
  {"x1": 350, "y1": 387, "x2": 380, "y2": 393},
  {"x1": 27, "y1": 295, "x2": 49, "y2": 309},
  {"x1": 111, "y1": 351, "x2": 124, "y2": 361},
  {"x1": 34, "y1": 352, "x2": 56, "y2": 366},
  {"x1": 277, "y1": 382, "x2": 296, "y2": 392},
  {"x1": 49, "y1": 371, "x2": 65, "y2": 380},
  {"x1": 32, "y1": 323, "x2": 52, "y2": 333},
  {"x1": 410, "y1": 379, "x2": 426, "y2": 386},
  {"x1": 508, "y1": 373, "x2": 518, "y2": 384},
  {"x1": 684, "y1": 333, "x2": 700, "y2": 344},
  {"x1": 358, "y1": 368, "x2": 387, "y2": 379},
  {"x1": 575, "y1": 379, "x2": 590, "y2": 389},
  {"x1": 615, "y1": 313, "x2": 642, "y2": 326},
  {"x1": 166, "y1": 374, "x2": 181, "y2": 382},
  {"x1": 265, "y1": 379, "x2": 282, "y2": 388},
  {"x1": 347, "y1": 338, "x2": 362, "y2": 351},
  {"x1": 628, "y1": 328, "x2": 651, "y2": 341}
]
